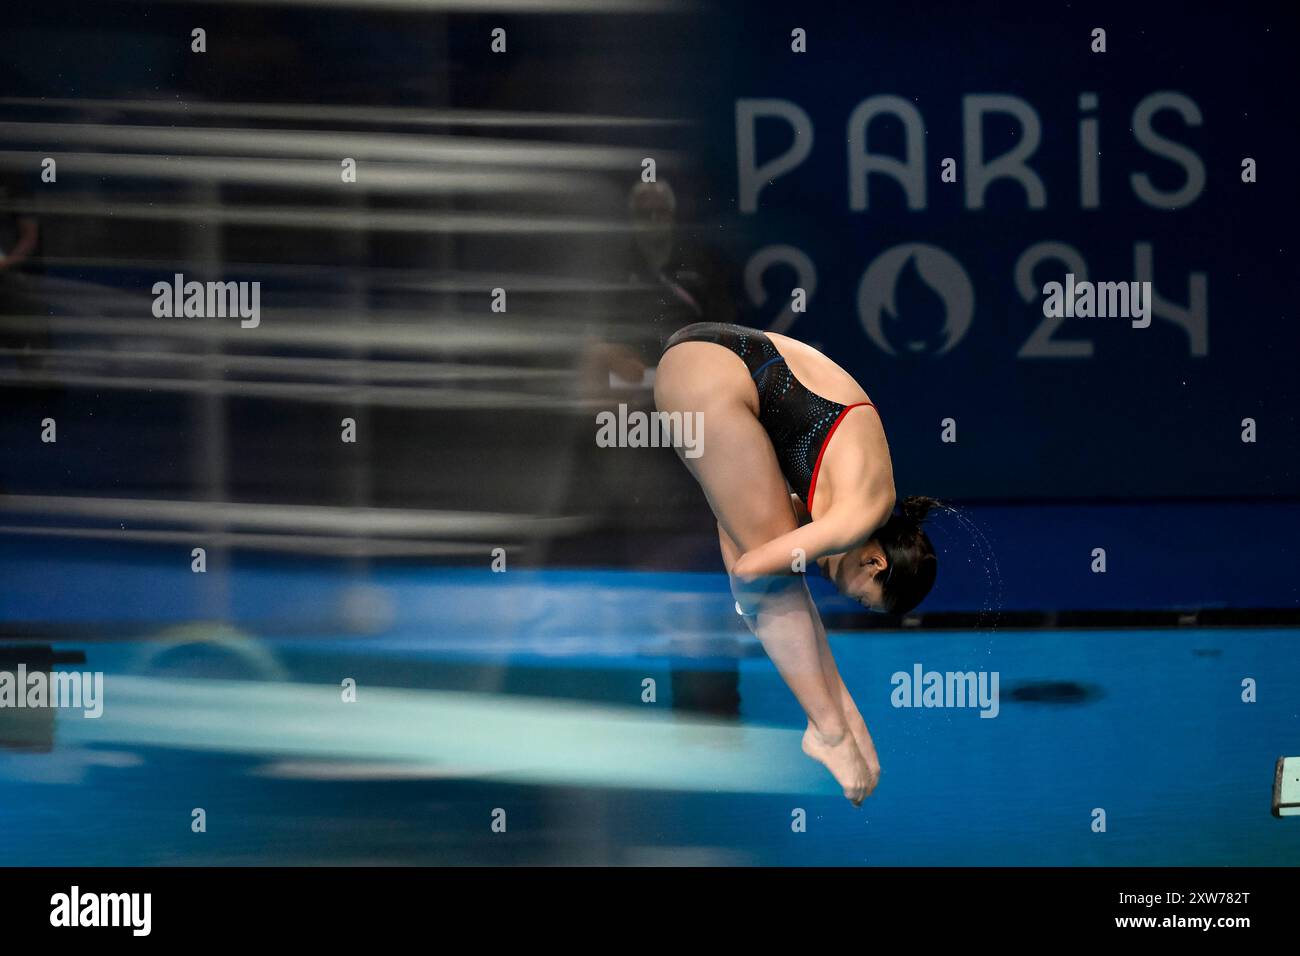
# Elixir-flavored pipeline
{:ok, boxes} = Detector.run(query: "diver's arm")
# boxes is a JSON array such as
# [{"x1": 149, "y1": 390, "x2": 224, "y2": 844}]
[
  {"x1": 730, "y1": 495, "x2": 890, "y2": 582},
  {"x1": 733, "y1": 426, "x2": 895, "y2": 581}
]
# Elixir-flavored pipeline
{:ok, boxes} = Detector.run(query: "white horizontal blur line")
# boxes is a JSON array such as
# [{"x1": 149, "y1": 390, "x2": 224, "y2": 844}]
[
  {"x1": 0, "y1": 121, "x2": 667, "y2": 168},
  {"x1": 21, "y1": 199, "x2": 628, "y2": 234},
  {"x1": 0, "y1": 348, "x2": 572, "y2": 383},
  {"x1": 0, "y1": 368, "x2": 590, "y2": 410},
  {"x1": 0, "y1": 97, "x2": 685, "y2": 129},
  {"x1": 15, "y1": 260, "x2": 636, "y2": 294},
  {"x1": 64, "y1": 677, "x2": 824, "y2": 796},
  {"x1": 0, "y1": 525, "x2": 536, "y2": 555},
  {"x1": 0, "y1": 494, "x2": 588, "y2": 537},
  {"x1": 0, "y1": 315, "x2": 599, "y2": 353},
  {"x1": 0, "y1": 150, "x2": 602, "y2": 194}
]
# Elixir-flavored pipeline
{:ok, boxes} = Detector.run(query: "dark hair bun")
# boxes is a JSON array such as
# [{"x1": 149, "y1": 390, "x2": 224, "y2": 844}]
[
  {"x1": 899, "y1": 495, "x2": 942, "y2": 524},
  {"x1": 875, "y1": 495, "x2": 941, "y2": 614}
]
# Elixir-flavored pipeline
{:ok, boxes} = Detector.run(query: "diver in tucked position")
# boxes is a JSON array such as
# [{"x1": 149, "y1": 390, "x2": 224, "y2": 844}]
[{"x1": 655, "y1": 322, "x2": 938, "y2": 804}]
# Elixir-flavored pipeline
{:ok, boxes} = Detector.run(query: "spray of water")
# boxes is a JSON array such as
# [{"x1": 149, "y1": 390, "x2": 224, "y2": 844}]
[{"x1": 934, "y1": 502, "x2": 1004, "y2": 637}]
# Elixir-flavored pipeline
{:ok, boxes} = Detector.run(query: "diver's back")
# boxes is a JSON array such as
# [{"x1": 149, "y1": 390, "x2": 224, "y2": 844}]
[{"x1": 766, "y1": 332, "x2": 872, "y2": 408}]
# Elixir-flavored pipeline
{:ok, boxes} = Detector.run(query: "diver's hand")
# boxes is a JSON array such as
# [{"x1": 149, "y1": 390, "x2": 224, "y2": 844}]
[
  {"x1": 729, "y1": 550, "x2": 796, "y2": 613},
  {"x1": 729, "y1": 559, "x2": 766, "y2": 617},
  {"x1": 578, "y1": 342, "x2": 647, "y2": 394},
  {"x1": 729, "y1": 578, "x2": 757, "y2": 618}
]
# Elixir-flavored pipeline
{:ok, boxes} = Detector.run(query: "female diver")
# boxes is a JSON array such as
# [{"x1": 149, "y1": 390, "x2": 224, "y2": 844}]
[{"x1": 655, "y1": 322, "x2": 938, "y2": 805}]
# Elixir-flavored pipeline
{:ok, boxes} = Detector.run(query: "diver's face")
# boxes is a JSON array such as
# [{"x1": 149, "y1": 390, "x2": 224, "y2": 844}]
[{"x1": 825, "y1": 542, "x2": 889, "y2": 612}]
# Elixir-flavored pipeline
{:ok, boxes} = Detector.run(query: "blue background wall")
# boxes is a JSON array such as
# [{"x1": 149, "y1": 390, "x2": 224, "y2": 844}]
[
  {"x1": 694, "y1": 0, "x2": 1298, "y2": 500},
  {"x1": 1, "y1": 1, "x2": 1296, "y2": 614}
]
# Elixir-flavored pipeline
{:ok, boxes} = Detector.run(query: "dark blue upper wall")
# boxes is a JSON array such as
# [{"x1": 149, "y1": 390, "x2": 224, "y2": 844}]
[
  {"x1": 2, "y1": 1, "x2": 1295, "y2": 505},
  {"x1": 695, "y1": 0, "x2": 1299, "y2": 499}
]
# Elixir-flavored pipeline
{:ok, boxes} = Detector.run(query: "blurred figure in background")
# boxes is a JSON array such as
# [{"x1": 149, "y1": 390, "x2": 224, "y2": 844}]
[
  {"x1": 0, "y1": 171, "x2": 40, "y2": 279},
  {"x1": 624, "y1": 178, "x2": 736, "y2": 365},
  {"x1": 582, "y1": 178, "x2": 738, "y2": 392},
  {"x1": 0, "y1": 168, "x2": 47, "y2": 370}
]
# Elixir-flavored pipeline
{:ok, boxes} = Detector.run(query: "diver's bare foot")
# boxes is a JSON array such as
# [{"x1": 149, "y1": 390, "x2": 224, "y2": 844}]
[
  {"x1": 843, "y1": 711, "x2": 882, "y2": 794},
  {"x1": 802, "y1": 724, "x2": 872, "y2": 806}
]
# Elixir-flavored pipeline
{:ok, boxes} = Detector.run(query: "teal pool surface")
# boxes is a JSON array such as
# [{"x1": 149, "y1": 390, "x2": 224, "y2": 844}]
[{"x1": 0, "y1": 610, "x2": 1296, "y2": 866}]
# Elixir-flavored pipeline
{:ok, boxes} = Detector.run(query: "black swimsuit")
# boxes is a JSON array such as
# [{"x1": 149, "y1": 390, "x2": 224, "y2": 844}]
[{"x1": 661, "y1": 322, "x2": 876, "y2": 509}]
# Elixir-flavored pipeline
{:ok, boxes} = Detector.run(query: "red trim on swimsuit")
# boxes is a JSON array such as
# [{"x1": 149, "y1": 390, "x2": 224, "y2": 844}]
[{"x1": 805, "y1": 402, "x2": 876, "y2": 514}]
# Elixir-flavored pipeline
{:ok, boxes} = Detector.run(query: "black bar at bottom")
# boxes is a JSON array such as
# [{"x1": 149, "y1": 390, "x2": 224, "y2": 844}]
[{"x1": 0, "y1": 866, "x2": 1288, "y2": 941}]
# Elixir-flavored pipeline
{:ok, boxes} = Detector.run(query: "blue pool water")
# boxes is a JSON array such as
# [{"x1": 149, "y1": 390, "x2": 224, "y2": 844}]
[
  {"x1": 0, "y1": 629, "x2": 1294, "y2": 868},
  {"x1": 0, "y1": 557, "x2": 1297, "y2": 865}
]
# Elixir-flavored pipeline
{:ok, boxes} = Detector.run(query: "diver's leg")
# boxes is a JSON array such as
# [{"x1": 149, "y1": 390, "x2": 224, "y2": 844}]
[
  {"x1": 808, "y1": 610, "x2": 882, "y2": 788},
  {"x1": 721, "y1": 518, "x2": 880, "y2": 789}
]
